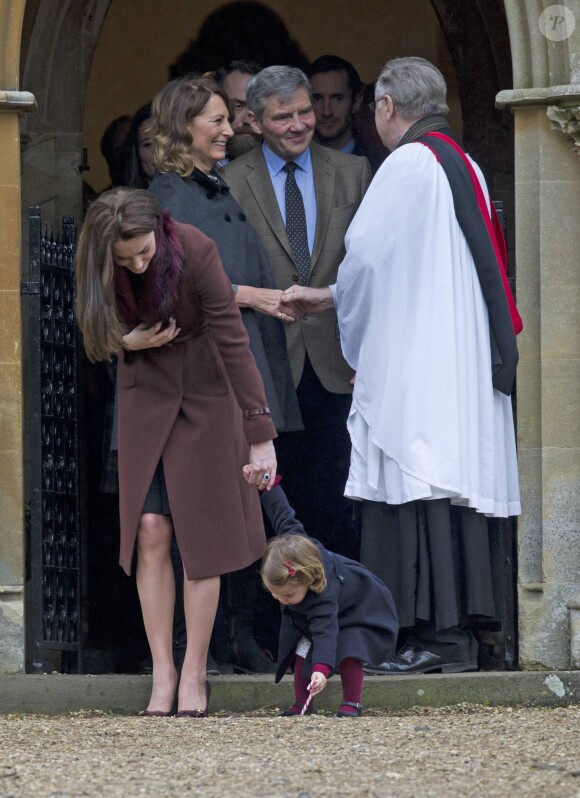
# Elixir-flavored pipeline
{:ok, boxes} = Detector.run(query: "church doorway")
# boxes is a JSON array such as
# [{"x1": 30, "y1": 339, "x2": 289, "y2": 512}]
[{"x1": 20, "y1": 0, "x2": 516, "y2": 674}]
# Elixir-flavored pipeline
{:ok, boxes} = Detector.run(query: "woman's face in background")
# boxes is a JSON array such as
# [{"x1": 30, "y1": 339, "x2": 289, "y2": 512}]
[{"x1": 137, "y1": 121, "x2": 156, "y2": 180}]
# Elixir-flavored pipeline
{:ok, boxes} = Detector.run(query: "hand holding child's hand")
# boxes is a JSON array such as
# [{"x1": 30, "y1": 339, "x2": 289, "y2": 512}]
[{"x1": 307, "y1": 671, "x2": 327, "y2": 696}]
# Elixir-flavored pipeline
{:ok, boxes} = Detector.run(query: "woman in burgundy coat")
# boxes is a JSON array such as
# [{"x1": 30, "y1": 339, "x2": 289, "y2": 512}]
[{"x1": 75, "y1": 188, "x2": 276, "y2": 716}]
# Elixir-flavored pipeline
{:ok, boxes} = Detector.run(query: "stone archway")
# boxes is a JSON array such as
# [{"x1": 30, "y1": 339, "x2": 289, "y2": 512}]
[
  {"x1": 1, "y1": 0, "x2": 579, "y2": 672},
  {"x1": 16, "y1": 0, "x2": 521, "y2": 676},
  {"x1": 20, "y1": 0, "x2": 112, "y2": 223}
]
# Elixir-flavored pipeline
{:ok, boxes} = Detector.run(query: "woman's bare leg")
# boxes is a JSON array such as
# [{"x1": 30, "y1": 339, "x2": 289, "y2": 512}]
[
  {"x1": 136, "y1": 512, "x2": 178, "y2": 712},
  {"x1": 177, "y1": 572, "x2": 220, "y2": 712}
]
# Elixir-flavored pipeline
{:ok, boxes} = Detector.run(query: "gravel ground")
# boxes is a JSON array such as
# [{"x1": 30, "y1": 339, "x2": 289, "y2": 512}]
[{"x1": 1, "y1": 704, "x2": 579, "y2": 797}]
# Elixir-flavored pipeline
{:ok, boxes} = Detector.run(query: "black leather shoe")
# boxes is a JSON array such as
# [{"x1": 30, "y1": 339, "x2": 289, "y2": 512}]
[
  {"x1": 215, "y1": 640, "x2": 277, "y2": 674},
  {"x1": 364, "y1": 644, "x2": 477, "y2": 675},
  {"x1": 336, "y1": 701, "x2": 364, "y2": 718}
]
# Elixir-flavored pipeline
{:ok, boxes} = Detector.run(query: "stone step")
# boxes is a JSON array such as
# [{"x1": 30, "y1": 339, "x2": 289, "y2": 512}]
[{"x1": 0, "y1": 671, "x2": 578, "y2": 715}]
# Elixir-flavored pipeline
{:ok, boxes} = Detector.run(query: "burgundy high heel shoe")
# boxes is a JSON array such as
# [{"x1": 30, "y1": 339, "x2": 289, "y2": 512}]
[
  {"x1": 176, "y1": 680, "x2": 211, "y2": 718},
  {"x1": 138, "y1": 674, "x2": 179, "y2": 717}
]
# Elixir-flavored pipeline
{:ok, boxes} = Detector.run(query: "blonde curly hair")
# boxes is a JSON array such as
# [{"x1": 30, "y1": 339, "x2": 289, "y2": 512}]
[
  {"x1": 261, "y1": 535, "x2": 327, "y2": 594},
  {"x1": 151, "y1": 75, "x2": 233, "y2": 177}
]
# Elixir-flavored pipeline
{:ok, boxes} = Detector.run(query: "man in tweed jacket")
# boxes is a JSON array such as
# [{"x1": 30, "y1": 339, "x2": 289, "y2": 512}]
[{"x1": 225, "y1": 66, "x2": 372, "y2": 557}]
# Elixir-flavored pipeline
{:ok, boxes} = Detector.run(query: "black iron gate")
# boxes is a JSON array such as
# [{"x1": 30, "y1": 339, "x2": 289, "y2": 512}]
[{"x1": 23, "y1": 206, "x2": 85, "y2": 673}]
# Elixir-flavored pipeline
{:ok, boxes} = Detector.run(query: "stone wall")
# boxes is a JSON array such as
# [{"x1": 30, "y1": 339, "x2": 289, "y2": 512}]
[
  {"x1": 0, "y1": 0, "x2": 28, "y2": 673},
  {"x1": 499, "y1": 0, "x2": 580, "y2": 669},
  {"x1": 515, "y1": 106, "x2": 580, "y2": 667}
]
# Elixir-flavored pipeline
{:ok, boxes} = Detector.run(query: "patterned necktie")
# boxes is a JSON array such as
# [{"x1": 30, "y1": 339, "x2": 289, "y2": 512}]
[{"x1": 283, "y1": 162, "x2": 310, "y2": 285}]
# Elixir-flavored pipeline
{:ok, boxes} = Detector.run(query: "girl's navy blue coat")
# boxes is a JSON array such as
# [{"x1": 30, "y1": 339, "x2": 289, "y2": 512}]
[{"x1": 260, "y1": 486, "x2": 399, "y2": 682}]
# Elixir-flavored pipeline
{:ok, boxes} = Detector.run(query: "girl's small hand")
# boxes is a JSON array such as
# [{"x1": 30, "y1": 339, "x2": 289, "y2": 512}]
[
  {"x1": 307, "y1": 671, "x2": 327, "y2": 696},
  {"x1": 122, "y1": 319, "x2": 180, "y2": 350}
]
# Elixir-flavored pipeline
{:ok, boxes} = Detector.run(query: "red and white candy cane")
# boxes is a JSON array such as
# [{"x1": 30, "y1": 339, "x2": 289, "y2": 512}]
[{"x1": 300, "y1": 692, "x2": 313, "y2": 716}]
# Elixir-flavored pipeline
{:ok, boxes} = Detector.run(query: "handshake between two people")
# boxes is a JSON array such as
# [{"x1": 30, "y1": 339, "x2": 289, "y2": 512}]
[
  {"x1": 281, "y1": 285, "x2": 355, "y2": 387},
  {"x1": 279, "y1": 286, "x2": 335, "y2": 316},
  {"x1": 253, "y1": 286, "x2": 334, "y2": 323}
]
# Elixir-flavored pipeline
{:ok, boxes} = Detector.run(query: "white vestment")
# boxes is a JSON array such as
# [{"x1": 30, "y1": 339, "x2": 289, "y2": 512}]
[{"x1": 334, "y1": 143, "x2": 520, "y2": 518}]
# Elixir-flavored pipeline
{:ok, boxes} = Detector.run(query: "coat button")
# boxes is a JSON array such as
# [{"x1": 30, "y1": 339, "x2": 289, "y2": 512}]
[
  {"x1": 338, "y1": 574, "x2": 345, "y2": 583},
  {"x1": 292, "y1": 274, "x2": 299, "y2": 282},
  {"x1": 224, "y1": 214, "x2": 231, "y2": 222},
  {"x1": 238, "y1": 212, "x2": 246, "y2": 221},
  {"x1": 302, "y1": 314, "x2": 309, "y2": 321}
]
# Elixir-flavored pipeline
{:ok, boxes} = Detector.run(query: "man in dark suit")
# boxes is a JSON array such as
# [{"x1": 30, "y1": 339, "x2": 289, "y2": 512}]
[
  {"x1": 225, "y1": 66, "x2": 372, "y2": 557},
  {"x1": 307, "y1": 55, "x2": 385, "y2": 173}
]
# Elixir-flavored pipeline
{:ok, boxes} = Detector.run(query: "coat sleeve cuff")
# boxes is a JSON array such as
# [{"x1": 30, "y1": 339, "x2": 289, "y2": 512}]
[
  {"x1": 243, "y1": 412, "x2": 277, "y2": 444},
  {"x1": 243, "y1": 407, "x2": 271, "y2": 418},
  {"x1": 313, "y1": 663, "x2": 333, "y2": 678}
]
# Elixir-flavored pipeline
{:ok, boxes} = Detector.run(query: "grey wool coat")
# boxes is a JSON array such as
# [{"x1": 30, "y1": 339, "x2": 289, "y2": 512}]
[
  {"x1": 259, "y1": 487, "x2": 399, "y2": 680},
  {"x1": 149, "y1": 169, "x2": 302, "y2": 433}
]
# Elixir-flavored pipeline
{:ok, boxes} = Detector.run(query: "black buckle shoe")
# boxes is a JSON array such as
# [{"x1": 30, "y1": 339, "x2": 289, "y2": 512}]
[
  {"x1": 364, "y1": 644, "x2": 478, "y2": 675},
  {"x1": 336, "y1": 701, "x2": 364, "y2": 717}
]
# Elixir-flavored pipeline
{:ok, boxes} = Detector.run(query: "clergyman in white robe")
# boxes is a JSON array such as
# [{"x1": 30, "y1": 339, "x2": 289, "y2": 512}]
[{"x1": 330, "y1": 138, "x2": 520, "y2": 663}]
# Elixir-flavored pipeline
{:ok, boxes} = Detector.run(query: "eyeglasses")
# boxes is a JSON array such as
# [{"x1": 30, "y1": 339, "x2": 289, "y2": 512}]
[{"x1": 369, "y1": 97, "x2": 384, "y2": 113}]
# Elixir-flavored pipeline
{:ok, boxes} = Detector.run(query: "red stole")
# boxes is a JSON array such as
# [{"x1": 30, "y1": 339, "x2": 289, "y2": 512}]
[{"x1": 422, "y1": 131, "x2": 523, "y2": 335}]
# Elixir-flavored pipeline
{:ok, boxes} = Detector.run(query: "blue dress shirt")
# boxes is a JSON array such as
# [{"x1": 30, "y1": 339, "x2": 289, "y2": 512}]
[{"x1": 262, "y1": 142, "x2": 317, "y2": 255}]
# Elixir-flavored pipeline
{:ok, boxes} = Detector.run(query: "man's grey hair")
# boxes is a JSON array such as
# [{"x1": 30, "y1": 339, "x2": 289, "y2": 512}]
[
  {"x1": 246, "y1": 65, "x2": 312, "y2": 120},
  {"x1": 375, "y1": 57, "x2": 449, "y2": 119}
]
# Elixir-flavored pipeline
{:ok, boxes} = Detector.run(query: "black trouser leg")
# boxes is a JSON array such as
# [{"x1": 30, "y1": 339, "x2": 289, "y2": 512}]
[
  {"x1": 406, "y1": 624, "x2": 478, "y2": 663},
  {"x1": 275, "y1": 356, "x2": 358, "y2": 558},
  {"x1": 212, "y1": 564, "x2": 277, "y2": 674}
]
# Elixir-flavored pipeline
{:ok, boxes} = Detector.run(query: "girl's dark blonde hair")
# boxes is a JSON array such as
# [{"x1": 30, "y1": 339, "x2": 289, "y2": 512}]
[
  {"x1": 74, "y1": 187, "x2": 161, "y2": 362},
  {"x1": 151, "y1": 76, "x2": 233, "y2": 177},
  {"x1": 261, "y1": 535, "x2": 327, "y2": 594}
]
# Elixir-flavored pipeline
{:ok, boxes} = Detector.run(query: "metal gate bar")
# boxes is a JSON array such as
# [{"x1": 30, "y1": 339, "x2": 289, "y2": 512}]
[{"x1": 24, "y1": 207, "x2": 83, "y2": 673}]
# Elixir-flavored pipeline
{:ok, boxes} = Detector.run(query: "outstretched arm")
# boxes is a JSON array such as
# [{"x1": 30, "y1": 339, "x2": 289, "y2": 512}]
[
  {"x1": 258, "y1": 482, "x2": 308, "y2": 536},
  {"x1": 235, "y1": 285, "x2": 299, "y2": 322}
]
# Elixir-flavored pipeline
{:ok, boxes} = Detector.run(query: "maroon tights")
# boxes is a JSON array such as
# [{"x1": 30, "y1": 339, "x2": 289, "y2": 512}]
[{"x1": 290, "y1": 655, "x2": 363, "y2": 715}]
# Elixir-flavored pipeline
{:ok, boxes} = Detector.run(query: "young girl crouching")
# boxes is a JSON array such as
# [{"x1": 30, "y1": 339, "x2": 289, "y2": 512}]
[{"x1": 260, "y1": 532, "x2": 398, "y2": 717}]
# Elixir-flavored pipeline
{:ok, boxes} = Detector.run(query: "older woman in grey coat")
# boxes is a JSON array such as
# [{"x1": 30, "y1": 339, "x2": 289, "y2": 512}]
[
  {"x1": 150, "y1": 76, "x2": 301, "y2": 434},
  {"x1": 149, "y1": 74, "x2": 302, "y2": 674}
]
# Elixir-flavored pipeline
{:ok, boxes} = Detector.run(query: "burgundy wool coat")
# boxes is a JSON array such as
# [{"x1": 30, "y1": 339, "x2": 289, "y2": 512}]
[{"x1": 116, "y1": 222, "x2": 276, "y2": 579}]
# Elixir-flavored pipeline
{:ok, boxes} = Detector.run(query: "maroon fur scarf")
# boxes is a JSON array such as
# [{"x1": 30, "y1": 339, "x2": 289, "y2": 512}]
[{"x1": 114, "y1": 212, "x2": 183, "y2": 329}]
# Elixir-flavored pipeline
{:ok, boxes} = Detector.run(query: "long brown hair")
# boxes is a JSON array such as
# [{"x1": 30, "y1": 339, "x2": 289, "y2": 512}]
[
  {"x1": 151, "y1": 76, "x2": 233, "y2": 177},
  {"x1": 74, "y1": 188, "x2": 161, "y2": 362}
]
